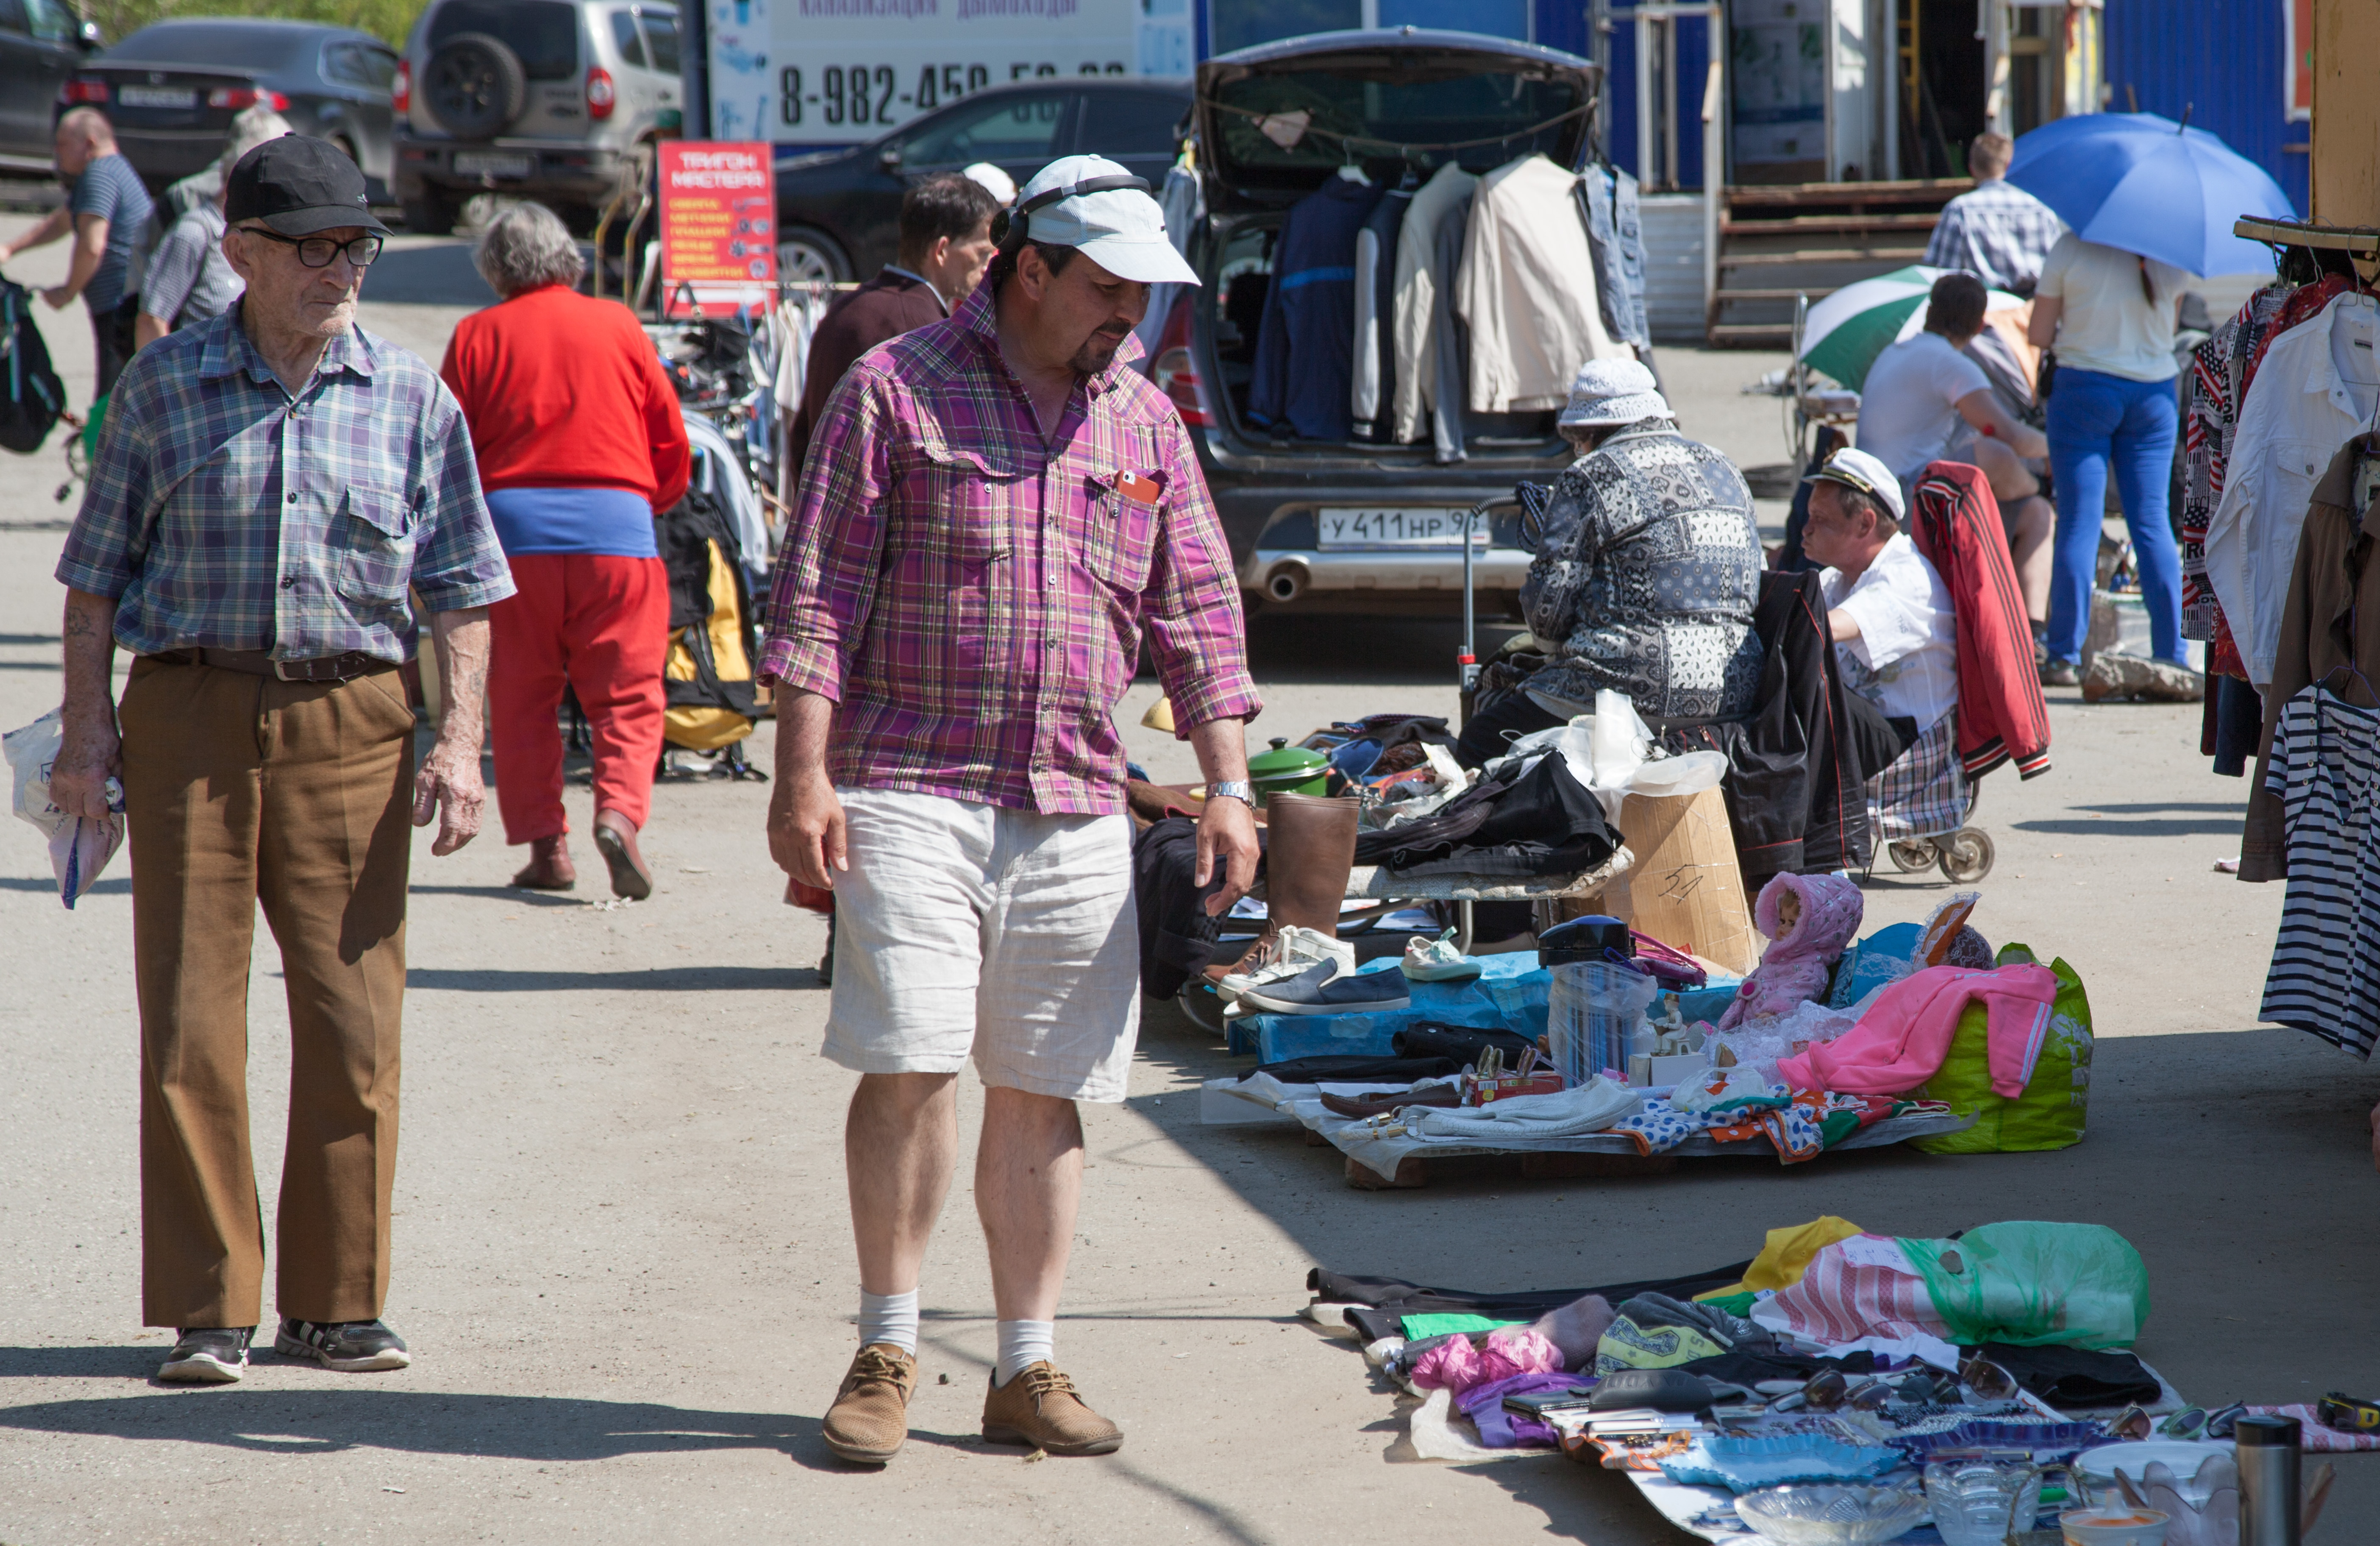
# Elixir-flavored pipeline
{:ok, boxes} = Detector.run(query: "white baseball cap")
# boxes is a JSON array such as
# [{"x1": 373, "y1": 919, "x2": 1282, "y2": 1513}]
[
  {"x1": 1804, "y1": 446, "x2": 1907, "y2": 523},
  {"x1": 961, "y1": 162, "x2": 1015, "y2": 204},
  {"x1": 1009, "y1": 154, "x2": 1199, "y2": 287}
]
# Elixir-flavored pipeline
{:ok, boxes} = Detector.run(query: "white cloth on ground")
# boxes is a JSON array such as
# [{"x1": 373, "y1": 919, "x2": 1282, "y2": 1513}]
[{"x1": 1405, "y1": 1077, "x2": 1640, "y2": 1140}]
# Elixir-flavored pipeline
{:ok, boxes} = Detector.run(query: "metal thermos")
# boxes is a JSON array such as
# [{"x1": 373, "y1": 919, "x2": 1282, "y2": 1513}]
[{"x1": 2235, "y1": 1413, "x2": 2302, "y2": 1546}]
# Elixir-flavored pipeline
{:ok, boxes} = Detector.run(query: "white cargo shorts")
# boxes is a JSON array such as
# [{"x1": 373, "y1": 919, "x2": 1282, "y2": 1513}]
[{"x1": 823, "y1": 786, "x2": 1141, "y2": 1103}]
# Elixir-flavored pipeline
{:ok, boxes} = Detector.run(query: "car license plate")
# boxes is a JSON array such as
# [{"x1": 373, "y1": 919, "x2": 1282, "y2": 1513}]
[
  {"x1": 454, "y1": 152, "x2": 534, "y2": 178},
  {"x1": 1316, "y1": 507, "x2": 1482, "y2": 549},
  {"x1": 118, "y1": 85, "x2": 195, "y2": 109}
]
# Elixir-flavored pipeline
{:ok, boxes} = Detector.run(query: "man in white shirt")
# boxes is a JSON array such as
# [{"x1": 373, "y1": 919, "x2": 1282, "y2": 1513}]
[
  {"x1": 1857, "y1": 273, "x2": 2053, "y2": 632},
  {"x1": 1800, "y1": 448, "x2": 1968, "y2": 838}
]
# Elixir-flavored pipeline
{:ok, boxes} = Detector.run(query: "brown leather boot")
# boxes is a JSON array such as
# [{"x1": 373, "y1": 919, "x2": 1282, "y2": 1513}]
[
  {"x1": 510, "y1": 835, "x2": 575, "y2": 891},
  {"x1": 1260, "y1": 792, "x2": 1360, "y2": 938},
  {"x1": 592, "y1": 810, "x2": 654, "y2": 901}
]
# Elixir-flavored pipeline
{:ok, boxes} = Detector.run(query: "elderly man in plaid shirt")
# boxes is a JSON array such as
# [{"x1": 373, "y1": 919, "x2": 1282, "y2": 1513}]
[
  {"x1": 1923, "y1": 132, "x2": 2066, "y2": 296},
  {"x1": 48, "y1": 137, "x2": 512, "y2": 1385},
  {"x1": 763, "y1": 156, "x2": 1262, "y2": 1465}
]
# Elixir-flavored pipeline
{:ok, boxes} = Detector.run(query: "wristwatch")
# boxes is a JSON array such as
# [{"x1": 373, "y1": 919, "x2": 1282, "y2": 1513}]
[{"x1": 1208, "y1": 780, "x2": 1256, "y2": 810}]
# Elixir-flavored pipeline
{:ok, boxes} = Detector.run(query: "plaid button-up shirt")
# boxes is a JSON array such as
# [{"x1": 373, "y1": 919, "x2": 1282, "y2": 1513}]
[
  {"x1": 759, "y1": 285, "x2": 1261, "y2": 815},
  {"x1": 1923, "y1": 179, "x2": 2066, "y2": 294},
  {"x1": 57, "y1": 308, "x2": 513, "y2": 660}
]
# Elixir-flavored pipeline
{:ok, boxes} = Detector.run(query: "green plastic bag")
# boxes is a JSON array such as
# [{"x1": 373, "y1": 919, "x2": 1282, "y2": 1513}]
[
  {"x1": 1913, "y1": 943, "x2": 2092, "y2": 1154},
  {"x1": 1896, "y1": 1221, "x2": 2150, "y2": 1349},
  {"x1": 80, "y1": 391, "x2": 106, "y2": 461}
]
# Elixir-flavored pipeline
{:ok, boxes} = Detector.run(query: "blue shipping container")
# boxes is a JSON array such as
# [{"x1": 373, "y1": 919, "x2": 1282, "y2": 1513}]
[{"x1": 2104, "y1": 0, "x2": 2307, "y2": 216}]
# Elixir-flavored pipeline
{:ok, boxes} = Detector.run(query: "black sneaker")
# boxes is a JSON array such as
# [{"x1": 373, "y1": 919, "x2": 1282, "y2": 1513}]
[
  {"x1": 275, "y1": 1318, "x2": 411, "y2": 1372},
  {"x1": 159, "y1": 1326, "x2": 253, "y2": 1384}
]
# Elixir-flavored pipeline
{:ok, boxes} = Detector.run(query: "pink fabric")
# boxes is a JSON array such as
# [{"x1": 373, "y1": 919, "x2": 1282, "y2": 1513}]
[
  {"x1": 2247, "y1": 1405, "x2": 2380, "y2": 1453},
  {"x1": 1759, "y1": 1235, "x2": 1952, "y2": 1348},
  {"x1": 1776, "y1": 962, "x2": 2058, "y2": 1098},
  {"x1": 1715, "y1": 872, "x2": 1866, "y2": 1030},
  {"x1": 1410, "y1": 1328, "x2": 1565, "y2": 1393}
]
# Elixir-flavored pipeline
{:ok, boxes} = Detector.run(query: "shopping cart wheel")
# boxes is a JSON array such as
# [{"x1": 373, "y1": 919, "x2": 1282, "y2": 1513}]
[
  {"x1": 1937, "y1": 828, "x2": 1995, "y2": 883},
  {"x1": 1888, "y1": 839, "x2": 1938, "y2": 873}
]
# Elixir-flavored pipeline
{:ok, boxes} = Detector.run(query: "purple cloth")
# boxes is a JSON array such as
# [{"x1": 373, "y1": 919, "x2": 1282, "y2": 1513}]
[{"x1": 1456, "y1": 1371, "x2": 1595, "y2": 1449}]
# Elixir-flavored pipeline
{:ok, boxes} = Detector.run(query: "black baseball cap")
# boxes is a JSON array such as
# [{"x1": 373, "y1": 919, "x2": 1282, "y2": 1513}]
[{"x1": 225, "y1": 135, "x2": 389, "y2": 238}]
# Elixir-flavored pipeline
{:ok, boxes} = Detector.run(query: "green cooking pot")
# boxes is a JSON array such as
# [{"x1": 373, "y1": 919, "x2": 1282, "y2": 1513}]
[{"x1": 1247, "y1": 736, "x2": 1329, "y2": 807}]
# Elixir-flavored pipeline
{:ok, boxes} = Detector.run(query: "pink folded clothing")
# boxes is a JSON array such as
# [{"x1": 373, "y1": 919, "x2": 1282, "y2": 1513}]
[
  {"x1": 2246, "y1": 1405, "x2": 2380, "y2": 1452},
  {"x1": 1777, "y1": 963, "x2": 2059, "y2": 1099}
]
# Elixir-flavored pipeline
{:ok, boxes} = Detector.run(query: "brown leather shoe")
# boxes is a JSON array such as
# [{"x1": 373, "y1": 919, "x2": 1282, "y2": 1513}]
[
  {"x1": 591, "y1": 811, "x2": 653, "y2": 900},
  {"x1": 981, "y1": 1362, "x2": 1123, "y2": 1456},
  {"x1": 822, "y1": 1343, "x2": 917, "y2": 1464},
  {"x1": 509, "y1": 835, "x2": 575, "y2": 890}
]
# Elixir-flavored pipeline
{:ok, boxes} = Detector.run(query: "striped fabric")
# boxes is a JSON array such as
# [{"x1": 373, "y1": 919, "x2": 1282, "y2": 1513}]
[
  {"x1": 2259, "y1": 685, "x2": 2380, "y2": 1059},
  {"x1": 758, "y1": 285, "x2": 1261, "y2": 816},
  {"x1": 1755, "y1": 1235, "x2": 1952, "y2": 1350},
  {"x1": 1867, "y1": 710, "x2": 1969, "y2": 841},
  {"x1": 57, "y1": 309, "x2": 512, "y2": 660}
]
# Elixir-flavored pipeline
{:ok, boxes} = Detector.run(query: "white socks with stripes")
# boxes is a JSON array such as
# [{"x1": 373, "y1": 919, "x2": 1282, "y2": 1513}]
[
  {"x1": 994, "y1": 1320, "x2": 1054, "y2": 1387},
  {"x1": 857, "y1": 1289, "x2": 919, "y2": 1355}
]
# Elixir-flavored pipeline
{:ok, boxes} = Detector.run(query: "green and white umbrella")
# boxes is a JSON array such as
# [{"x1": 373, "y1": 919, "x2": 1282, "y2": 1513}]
[{"x1": 1797, "y1": 265, "x2": 2024, "y2": 392}]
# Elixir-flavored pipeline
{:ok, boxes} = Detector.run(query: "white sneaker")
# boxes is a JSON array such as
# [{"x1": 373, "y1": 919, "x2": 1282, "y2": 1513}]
[
  {"x1": 1218, "y1": 925, "x2": 1353, "y2": 1003},
  {"x1": 1401, "y1": 928, "x2": 1482, "y2": 983}
]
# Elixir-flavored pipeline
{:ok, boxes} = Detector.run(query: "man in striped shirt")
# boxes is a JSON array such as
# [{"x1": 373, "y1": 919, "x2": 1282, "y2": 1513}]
[{"x1": 762, "y1": 156, "x2": 1261, "y2": 1466}]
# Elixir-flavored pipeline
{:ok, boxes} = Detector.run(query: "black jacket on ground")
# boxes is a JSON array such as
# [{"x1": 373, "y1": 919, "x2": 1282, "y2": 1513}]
[{"x1": 1133, "y1": 817, "x2": 1228, "y2": 1000}]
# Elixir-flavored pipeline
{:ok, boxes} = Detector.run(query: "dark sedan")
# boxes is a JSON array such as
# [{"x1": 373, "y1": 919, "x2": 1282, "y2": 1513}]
[
  {"x1": 63, "y1": 19, "x2": 399, "y2": 196},
  {"x1": 775, "y1": 76, "x2": 1191, "y2": 284}
]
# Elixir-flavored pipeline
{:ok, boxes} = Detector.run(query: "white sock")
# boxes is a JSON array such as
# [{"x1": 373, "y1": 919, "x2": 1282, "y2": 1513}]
[
  {"x1": 994, "y1": 1320, "x2": 1054, "y2": 1386},
  {"x1": 857, "y1": 1289, "x2": 919, "y2": 1355}
]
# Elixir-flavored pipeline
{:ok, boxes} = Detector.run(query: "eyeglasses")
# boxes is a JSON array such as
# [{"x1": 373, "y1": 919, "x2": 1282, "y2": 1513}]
[{"x1": 238, "y1": 227, "x2": 384, "y2": 269}]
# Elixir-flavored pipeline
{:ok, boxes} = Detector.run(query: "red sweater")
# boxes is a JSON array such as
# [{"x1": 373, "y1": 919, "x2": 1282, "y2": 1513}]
[{"x1": 439, "y1": 284, "x2": 692, "y2": 512}]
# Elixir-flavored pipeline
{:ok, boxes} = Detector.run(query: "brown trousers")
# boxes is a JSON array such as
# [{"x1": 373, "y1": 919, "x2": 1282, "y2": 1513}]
[{"x1": 120, "y1": 656, "x2": 416, "y2": 1329}]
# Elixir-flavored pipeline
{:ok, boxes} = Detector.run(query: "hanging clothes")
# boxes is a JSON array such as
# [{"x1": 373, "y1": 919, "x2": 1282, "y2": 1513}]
[
  {"x1": 1575, "y1": 163, "x2": 1650, "y2": 352},
  {"x1": 1908, "y1": 460, "x2": 2053, "y2": 780},
  {"x1": 1389, "y1": 162, "x2": 1480, "y2": 457},
  {"x1": 2179, "y1": 284, "x2": 2287, "y2": 648},
  {"x1": 2257, "y1": 684, "x2": 2380, "y2": 1059},
  {"x1": 2203, "y1": 291, "x2": 2380, "y2": 688},
  {"x1": 1247, "y1": 175, "x2": 1382, "y2": 442},
  {"x1": 1131, "y1": 160, "x2": 1205, "y2": 356},
  {"x1": 1454, "y1": 153, "x2": 1626, "y2": 415},
  {"x1": 2243, "y1": 432, "x2": 2380, "y2": 883},
  {"x1": 683, "y1": 412, "x2": 770, "y2": 588},
  {"x1": 1349, "y1": 179, "x2": 1415, "y2": 440}
]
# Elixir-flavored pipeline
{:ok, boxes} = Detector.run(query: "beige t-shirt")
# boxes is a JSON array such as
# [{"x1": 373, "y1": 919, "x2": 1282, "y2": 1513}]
[{"x1": 2035, "y1": 232, "x2": 2190, "y2": 382}]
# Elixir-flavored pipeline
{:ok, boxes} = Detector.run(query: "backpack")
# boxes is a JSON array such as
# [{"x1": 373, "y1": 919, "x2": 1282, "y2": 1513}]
[
  {"x1": 0, "y1": 280, "x2": 66, "y2": 455},
  {"x1": 652, "y1": 486, "x2": 763, "y2": 766}
]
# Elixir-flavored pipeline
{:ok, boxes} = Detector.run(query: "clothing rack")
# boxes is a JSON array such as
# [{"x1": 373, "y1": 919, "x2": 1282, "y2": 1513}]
[{"x1": 2233, "y1": 216, "x2": 2380, "y2": 256}]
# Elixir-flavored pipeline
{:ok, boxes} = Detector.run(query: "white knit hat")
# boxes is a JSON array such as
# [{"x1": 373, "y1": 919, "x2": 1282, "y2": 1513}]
[{"x1": 1556, "y1": 357, "x2": 1672, "y2": 428}]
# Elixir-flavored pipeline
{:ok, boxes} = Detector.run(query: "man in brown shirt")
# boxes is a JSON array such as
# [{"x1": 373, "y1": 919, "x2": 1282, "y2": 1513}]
[{"x1": 785, "y1": 173, "x2": 1001, "y2": 477}]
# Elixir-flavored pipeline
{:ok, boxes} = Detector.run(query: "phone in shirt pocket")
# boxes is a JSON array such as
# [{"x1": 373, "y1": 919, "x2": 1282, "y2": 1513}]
[
  {"x1": 336, "y1": 485, "x2": 422, "y2": 604},
  {"x1": 1073, "y1": 467, "x2": 1165, "y2": 594}
]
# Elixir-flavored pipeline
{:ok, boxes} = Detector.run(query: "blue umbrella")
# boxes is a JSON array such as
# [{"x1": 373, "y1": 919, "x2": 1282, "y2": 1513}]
[{"x1": 2005, "y1": 111, "x2": 2295, "y2": 277}]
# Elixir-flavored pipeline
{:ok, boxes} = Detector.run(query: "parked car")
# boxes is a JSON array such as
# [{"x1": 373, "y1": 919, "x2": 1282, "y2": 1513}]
[
  {"x1": 1161, "y1": 30, "x2": 1601, "y2": 618},
  {"x1": 392, "y1": 0, "x2": 680, "y2": 234},
  {"x1": 62, "y1": 19, "x2": 398, "y2": 197},
  {"x1": 0, "y1": 0, "x2": 97, "y2": 175},
  {"x1": 773, "y1": 77, "x2": 1191, "y2": 284}
]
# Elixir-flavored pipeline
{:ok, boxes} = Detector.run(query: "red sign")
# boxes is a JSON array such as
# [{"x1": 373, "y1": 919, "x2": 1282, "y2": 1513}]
[
  {"x1": 658, "y1": 141, "x2": 777, "y2": 318},
  {"x1": 2289, "y1": 0, "x2": 2313, "y2": 121}
]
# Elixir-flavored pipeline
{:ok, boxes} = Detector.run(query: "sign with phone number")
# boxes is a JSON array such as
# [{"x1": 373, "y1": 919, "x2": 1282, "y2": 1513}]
[{"x1": 700, "y1": 0, "x2": 1190, "y2": 146}]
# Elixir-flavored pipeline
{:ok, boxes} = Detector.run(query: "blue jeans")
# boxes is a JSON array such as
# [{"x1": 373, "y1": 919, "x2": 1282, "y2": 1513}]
[{"x1": 2044, "y1": 365, "x2": 2185, "y2": 663}]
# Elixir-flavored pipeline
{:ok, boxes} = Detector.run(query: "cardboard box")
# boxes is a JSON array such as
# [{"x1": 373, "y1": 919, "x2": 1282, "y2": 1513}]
[{"x1": 1610, "y1": 785, "x2": 1760, "y2": 975}]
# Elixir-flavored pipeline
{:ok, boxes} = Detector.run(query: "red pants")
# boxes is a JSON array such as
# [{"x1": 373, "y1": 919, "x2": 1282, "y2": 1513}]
[{"x1": 488, "y1": 553, "x2": 670, "y2": 845}]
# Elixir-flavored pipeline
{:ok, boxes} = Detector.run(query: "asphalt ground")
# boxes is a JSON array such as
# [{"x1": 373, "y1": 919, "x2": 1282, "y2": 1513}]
[{"x1": 0, "y1": 216, "x2": 2371, "y2": 1543}]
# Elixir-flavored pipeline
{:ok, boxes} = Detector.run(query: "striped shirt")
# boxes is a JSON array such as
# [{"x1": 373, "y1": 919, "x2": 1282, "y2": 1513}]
[
  {"x1": 1922, "y1": 178, "x2": 2066, "y2": 294},
  {"x1": 57, "y1": 308, "x2": 513, "y2": 661},
  {"x1": 759, "y1": 285, "x2": 1262, "y2": 815}
]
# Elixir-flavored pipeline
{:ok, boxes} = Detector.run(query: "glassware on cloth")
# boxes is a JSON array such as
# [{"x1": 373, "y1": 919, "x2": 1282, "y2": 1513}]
[
  {"x1": 1925, "y1": 1449, "x2": 2049, "y2": 1546},
  {"x1": 1730, "y1": 1482, "x2": 1930, "y2": 1544}
]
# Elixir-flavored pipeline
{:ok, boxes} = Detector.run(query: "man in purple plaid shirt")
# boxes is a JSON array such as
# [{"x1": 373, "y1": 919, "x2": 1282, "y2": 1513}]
[{"x1": 761, "y1": 156, "x2": 1262, "y2": 1465}]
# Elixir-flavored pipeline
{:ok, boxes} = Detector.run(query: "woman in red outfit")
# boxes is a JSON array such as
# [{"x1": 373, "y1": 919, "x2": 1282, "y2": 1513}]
[{"x1": 439, "y1": 201, "x2": 692, "y2": 899}]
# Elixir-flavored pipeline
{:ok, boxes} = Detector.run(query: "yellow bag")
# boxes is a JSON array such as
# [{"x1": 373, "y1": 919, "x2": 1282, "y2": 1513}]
[
  {"x1": 663, "y1": 534, "x2": 754, "y2": 752},
  {"x1": 1693, "y1": 1216, "x2": 1865, "y2": 1301}
]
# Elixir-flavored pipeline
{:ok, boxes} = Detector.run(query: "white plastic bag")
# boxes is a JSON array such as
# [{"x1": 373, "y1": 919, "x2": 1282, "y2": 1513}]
[
  {"x1": 5, "y1": 709, "x2": 125, "y2": 909},
  {"x1": 1589, "y1": 688, "x2": 1650, "y2": 789},
  {"x1": 1627, "y1": 749, "x2": 1729, "y2": 799}
]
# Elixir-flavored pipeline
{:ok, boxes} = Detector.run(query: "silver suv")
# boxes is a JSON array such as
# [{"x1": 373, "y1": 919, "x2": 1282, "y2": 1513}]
[{"x1": 392, "y1": 0, "x2": 680, "y2": 234}]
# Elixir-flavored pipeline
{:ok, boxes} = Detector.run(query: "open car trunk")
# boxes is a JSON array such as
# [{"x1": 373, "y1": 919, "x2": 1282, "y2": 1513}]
[{"x1": 1190, "y1": 31, "x2": 1603, "y2": 460}]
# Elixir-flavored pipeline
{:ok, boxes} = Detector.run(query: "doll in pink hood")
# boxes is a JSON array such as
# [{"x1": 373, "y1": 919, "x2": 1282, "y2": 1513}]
[{"x1": 1714, "y1": 872, "x2": 1864, "y2": 1030}]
